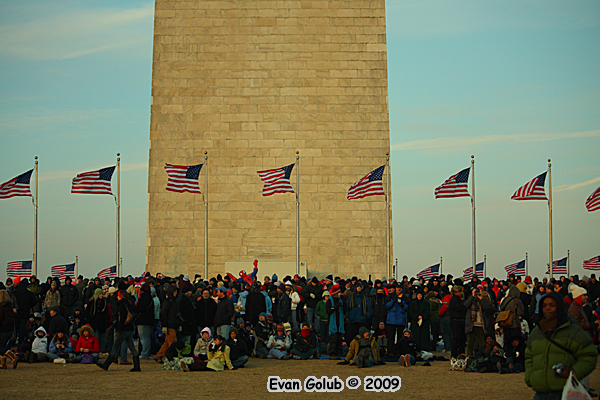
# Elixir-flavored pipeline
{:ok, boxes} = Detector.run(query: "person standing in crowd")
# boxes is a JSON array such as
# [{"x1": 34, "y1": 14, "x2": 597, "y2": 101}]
[
  {"x1": 326, "y1": 285, "x2": 347, "y2": 360},
  {"x1": 408, "y1": 289, "x2": 430, "y2": 351},
  {"x1": 438, "y1": 286, "x2": 453, "y2": 353},
  {"x1": 304, "y1": 277, "x2": 322, "y2": 332},
  {"x1": 14, "y1": 278, "x2": 37, "y2": 344},
  {"x1": 97, "y1": 290, "x2": 141, "y2": 372},
  {"x1": 195, "y1": 287, "x2": 217, "y2": 337},
  {"x1": 133, "y1": 284, "x2": 155, "y2": 359},
  {"x1": 464, "y1": 286, "x2": 494, "y2": 357},
  {"x1": 568, "y1": 285, "x2": 592, "y2": 336},
  {"x1": 276, "y1": 283, "x2": 291, "y2": 326},
  {"x1": 385, "y1": 284, "x2": 408, "y2": 357},
  {"x1": 525, "y1": 291, "x2": 597, "y2": 399},
  {"x1": 213, "y1": 286, "x2": 234, "y2": 340},
  {"x1": 449, "y1": 285, "x2": 466, "y2": 358},
  {"x1": 245, "y1": 283, "x2": 267, "y2": 328},
  {"x1": 315, "y1": 291, "x2": 330, "y2": 347},
  {"x1": 347, "y1": 282, "x2": 371, "y2": 341},
  {"x1": 428, "y1": 289, "x2": 441, "y2": 350},
  {"x1": 154, "y1": 285, "x2": 180, "y2": 363},
  {"x1": 59, "y1": 277, "x2": 79, "y2": 316},
  {"x1": 499, "y1": 283, "x2": 525, "y2": 348},
  {"x1": 0, "y1": 289, "x2": 17, "y2": 369},
  {"x1": 178, "y1": 286, "x2": 196, "y2": 345}
]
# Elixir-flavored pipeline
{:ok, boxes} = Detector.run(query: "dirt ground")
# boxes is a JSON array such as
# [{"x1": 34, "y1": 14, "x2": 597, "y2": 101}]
[{"x1": 1, "y1": 356, "x2": 599, "y2": 400}]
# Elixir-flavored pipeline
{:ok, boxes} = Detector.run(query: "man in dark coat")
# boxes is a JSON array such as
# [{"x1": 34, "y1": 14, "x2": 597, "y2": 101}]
[
  {"x1": 13, "y1": 279, "x2": 38, "y2": 343},
  {"x1": 449, "y1": 285, "x2": 467, "y2": 358},
  {"x1": 178, "y1": 286, "x2": 196, "y2": 345},
  {"x1": 213, "y1": 287, "x2": 234, "y2": 340},
  {"x1": 47, "y1": 306, "x2": 68, "y2": 338},
  {"x1": 132, "y1": 284, "x2": 155, "y2": 359},
  {"x1": 245, "y1": 283, "x2": 267, "y2": 327},
  {"x1": 154, "y1": 285, "x2": 180, "y2": 361},
  {"x1": 304, "y1": 277, "x2": 323, "y2": 331},
  {"x1": 276, "y1": 284, "x2": 291, "y2": 324},
  {"x1": 59, "y1": 277, "x2": 79, "y2": 316},
  {"x1": 195, "y1": 287, "x2": 217, "y2": 334}
]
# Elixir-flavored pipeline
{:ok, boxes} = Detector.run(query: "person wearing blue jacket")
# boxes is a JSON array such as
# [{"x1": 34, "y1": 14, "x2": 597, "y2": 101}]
[
  {"x1": 385, "y1": 284, "x2": 408, "y2": 357},
  {"x1": 347, "y1": 282, "x2": 372, "y2": 342}
]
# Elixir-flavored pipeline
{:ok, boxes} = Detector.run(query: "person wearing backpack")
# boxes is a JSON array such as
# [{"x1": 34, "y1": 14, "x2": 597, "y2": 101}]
[{"x1": 498, "y1": 284, "x2": 524, "y2": 351}]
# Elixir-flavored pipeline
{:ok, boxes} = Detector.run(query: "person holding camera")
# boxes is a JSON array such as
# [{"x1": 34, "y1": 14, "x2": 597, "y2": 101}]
[{"x1": 525, "y1": 291, "x2": 597, "y2": 399}]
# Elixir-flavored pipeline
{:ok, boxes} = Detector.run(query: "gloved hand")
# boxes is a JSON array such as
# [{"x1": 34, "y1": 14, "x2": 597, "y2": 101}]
[
  {"x1": 310, "y1": 294, "x2": 315, "y2": 298},
  {"x1": 162, "y1": 327, "x2": 167, "y2": 335}
]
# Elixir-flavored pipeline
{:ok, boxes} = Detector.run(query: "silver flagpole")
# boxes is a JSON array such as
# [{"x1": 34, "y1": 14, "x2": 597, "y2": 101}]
[
  {"x1": 548, "y1": 159, "x2": 553, "y2": 279},
  {"x1": 440, "y1": 256, "x2": 443, "y2": 276},
  {"x1": 116, "y1": 153, "x2": 120, "y2": 277},
  {"x1": 525, "y1": 252, "x2": 528, "y2": 276},
  {"x1": 471, "y1": 155, "x2": 476, "y2": 278},
  {"x1": 33, "y1": 156, "x2": 38, "y2": 276},
  {"x1": 484, "y1": 254, "x2": 487, "y2": 278},
  {"x1": 567, "y1": 249, "x2": 570, "y2": 277},
  {"x1": 76, "y1": 256, "x2": 79, "y2": 279},
  {"x1": 204, "y1": 151, "x2": 208, "y2": 280},
  {"x1": 296, "y1": 151, "x2": 300, "y2": 276},
  {"x1": 386, "y1": 153, "x2": 391, "y2": 280}
]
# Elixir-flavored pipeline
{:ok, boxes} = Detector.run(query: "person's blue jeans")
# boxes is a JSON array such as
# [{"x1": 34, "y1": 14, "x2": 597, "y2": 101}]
[
  {"x1": 48, "y1": 352, "x2": 73, "y2": 360},
  {"x1": 319, "y1": 320, "x2": 329, "y2": 344},
  {"x1": 137, "y1": 325, "x2": 152, "y2": 359},
  {"x1": 290, "y1": 311, "x2": 299, "y2": 332},
  {"x1": 110, "y1": 330, "x2": 138, "y2": 359},
  {"x1": 268, "y1": 348, "x2": 288, "y2": 359},
  {"x1": 440, "y1": 319, "x2": 452, "y2": 351},
  {"x1": 398, "y1": 354, "x2": 415, "y2": 365},
  {"x1": 306, "y1": 308, "x2": 319, "y2": 331},
  {"x1": 291, "y1": 348, "x2": 317, "y2": 360},
  {"x1": 231, "y1": 355, "x2": 248, "y2": 367},
  {"x1": 216, "y1": 325, "x2": 230, "y2": 339}
]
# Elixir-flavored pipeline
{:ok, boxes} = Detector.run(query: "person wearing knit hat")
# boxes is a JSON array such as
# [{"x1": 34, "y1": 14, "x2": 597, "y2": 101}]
[
  {"x1": 326, "y1": 284, "x2": 347, "y2": 360},
  {"x1": 568, "y1": 285, "x2": 591, "y2": 335},
  {"x1": 267, "y1": 323, "x2": 292, "y2": 359},
  {"x1": 291, "y1": 322, "x2": 318, "y2": 360},
  {"x1": 305, "y1": 275, "x2": 323, "y2": 334}
]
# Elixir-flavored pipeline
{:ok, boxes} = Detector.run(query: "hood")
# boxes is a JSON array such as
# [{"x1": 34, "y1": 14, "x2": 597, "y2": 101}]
[
  {"x1": 508, "y1": 284, "x2": 520, "y2": 298},
  {"x1": 538, "y1": 291, "x2": 569, "y2": 327},
  {"x1": 200, "y1": 327, "x2": 212, "y2": 338},
  {"x1": 166, "y1": 285, "x2": 178, "y2": 299},
  {"x1": 35, "y1": 326, "x2": 47, "y2": 335},
  {"x1": 402, "y1": 328, "x2": 412, "y2": 339},
  {"x1": 358, "y1": 326, "x2": 369, "y2": 338}
]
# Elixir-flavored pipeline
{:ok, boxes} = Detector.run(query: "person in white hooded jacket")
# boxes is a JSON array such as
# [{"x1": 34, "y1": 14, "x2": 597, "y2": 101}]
[
  {"x1": 26, "y1": 326, "x2": 49, "y2": 363},
  {"x1": 194, "y1": 327, "x2": 214, "y2": 360},
  {"x1": 285, "y1": 282, "x2": 301, "y2": 332}
]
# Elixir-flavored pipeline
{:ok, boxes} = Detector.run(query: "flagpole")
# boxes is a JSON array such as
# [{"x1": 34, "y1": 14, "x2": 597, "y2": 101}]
[
  {"x1": 484, "y1": 254, "x2": 487, "y2": 278},
  {"x1": 33, "y1": 156, "x2": 38, "y2": 276},
  {"x1": 440, "y1": 256, "x2": 443, "y2": 276},
  {"x1": 548, "y1": 159, "x2": 553, "y2": 279},
  {"x1": 296, "y1": 151, "x2": 300, "y2": 276},
  {"x1": 567, "y1": 249, "x2": 570, "y2": 277},
  {"x1": 386, "y1": 152, "x2": 391, "y2": 280},
  {"x1": 120, "y1": 257, "x2": 123, "y2": 276},
  {"x1": 116, "y1": 153, "x2": 120, "y2": 278},
  {"x1": 471, "y1": 155, "x2": 476, "y2": 277},
  {"x1": 525, "y1": 252, "x2": 528, "y2": 276},
  {"x1": 204, "y1": 151, "x2": 208, "y2": 280},
  {"x1": 75, "y1": 256, "x2": 78, "y2": 278}
]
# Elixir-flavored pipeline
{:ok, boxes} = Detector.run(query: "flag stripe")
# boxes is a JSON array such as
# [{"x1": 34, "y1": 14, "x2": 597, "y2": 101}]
[
  {"x1": 545, "y1": 257, "x2": 568, "y2": 275},
  {"x1": 435, "y1": 168, "x2": 470, "y2": 199},
  {"x1": 504, "y1": 260, "x2": 526, "y2": 277},
  {"x1": 71, "y1": 167, "x2": 115, "y2": 195},
  {"x1": 165, "y1": 164, "x2": 203, "y2": 194},
  {"x1": 463, "y1": 262, "x2": 484, "y2": 281},
  {"x1": 257, "y1": 164, "x2": 295, "y2": 196},
  {"x1": 0, "y1": 169, "x2": 33, "y2": 199},
  {"x1": 51, "y1": 263, "x2": 76, "y2": 280},
  {"x1": 416, "y1": 264, "x2": 440, "y2": 280},
  {"x1": 512, "y1": 172, "x2": 548, "y2": 201},
  {"x1": 583, "y1": 256, "x2": 600, "y2": 271},
  {"x1": 97, "y1": 266, "x2": 117, "y2": 280},
  {"x1": 6, "y1": 261, "x2": 32, "y2": 278}
]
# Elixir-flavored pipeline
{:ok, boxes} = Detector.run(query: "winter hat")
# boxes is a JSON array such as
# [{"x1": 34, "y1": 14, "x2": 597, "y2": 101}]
[
  {"x1": 358, "y1": 326, "x2": 369, "y2": 337},
  {"x1": 200, "y1": 327, "x2": 212, "y2": 337},
  {"x1": 108, "y1": 287, "x2": 116, "y2": 294},
  {"x1": 258, "y1": 312, "x2": 267, "y2": 319},
  {"x1": 524, "y1": 276, "x2": 533, "y2": 284},
  {"x1": 226, "y1": 289, "x2": 232, "y2": 297},
  {"x1": 283, "y1": 322, "x2": 292, "y2": 332},
  {"x1": 322, "y1": 291, "x2": 330, "y2": 297},
  {"x1": 325, "y1": 274, "x2": 333, "y2": 281},
  {"x1": 571, "y1": 285, "x2": 587, "y2": 299},
  {"x1": 266, "y1": 313, "x2": 273, "y2": 322},
  {"x1": 311, "y1": 277, "x2": 319, "y2": 284},
  {"x1": 182, "y1": 285, "x2": 194, "y2": 294},
  {"x1": 217, "y1": 286, "x2": 227, "y2": 294},
  {"x1": 284, "y1": 280, "x2": 293, "y2": 287},
  {"x1": 79, "y1": 324, "x2": 94, "y2": 337},
  {"x1": 330, "y1": 285, "x2": 340, "y2": 295},
  {"x1": 272, "y1": 274, "x2": 278, "y2": 282},
  {"x1": 183, "y1": 276, "x2": 190, "y2": 282},
  {"x1": 516, "y1": 282, "x2": 527, "y2": 293},
  {"x1": 260, "y1": 285, "x2": 266, "y2": 291}
]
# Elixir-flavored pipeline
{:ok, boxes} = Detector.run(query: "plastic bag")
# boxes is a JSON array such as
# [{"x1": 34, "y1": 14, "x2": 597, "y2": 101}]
[{"x1": 561, "y1": 371, "x2": 591, "y2": 400}]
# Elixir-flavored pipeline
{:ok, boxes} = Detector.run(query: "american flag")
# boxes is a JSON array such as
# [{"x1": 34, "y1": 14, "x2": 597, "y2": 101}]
[
  {"x1": 586, "y1": 186, "x2": 600, "y2": 212},
  {"x1": 463, "y1": 262, "x2": 484, "y2": 281},
  {"x1": 504, "y1": 260, "x2": 526, "y2": 277},
  {"x1": 6, "y1": 261, "x2": 32, "y2": 278},
  {"x1": 546, "y1": 257, "x2": 568, "y2": 275},
  {"x1": 0, "y1": 169, "x2": 33, "y2": 199},
  {"x1": 257, "y1": 164, "x2": 295, "y2": 196},
  {"x1": 511, "y1": 172, "x2": 547, "y2": 201},
  {"x1": 347, "y1": 165, "x2": 385, "y2": 200},
  {"x1": 416, "y1": 263, "x2": 440, "y2": 280},
  {"x1": 583, "y1": 256, "x2": 600, "y2": 271},
  {"x1": 71, "y1": 166, "x2": 115, "y2": 195},
  {"x1": 51, "y1": 263, "x2": 76, "y2": 280},
  {"x1": 435, "y1": 167, "x2": 470, "y2": 199},
  {"x1": 97, "y1": 265, "x2": 117, "y2": 280},
  {"x1": 164, "y1": 163, "x2": 203, "y2": 194}
]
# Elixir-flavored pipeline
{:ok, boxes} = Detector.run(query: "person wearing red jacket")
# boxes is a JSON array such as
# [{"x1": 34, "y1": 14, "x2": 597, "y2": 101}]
[{"x1": 76, "y1": 325, "x2": 100, "y2": 362}]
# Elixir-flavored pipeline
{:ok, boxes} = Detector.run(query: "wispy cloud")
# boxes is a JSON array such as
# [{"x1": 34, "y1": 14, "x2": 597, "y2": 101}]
[
  {"x1": 391, "y1": 130, "x2": 600, "y2": 151},
  {"x1": 40, "y1": 163, "x2": 147, "y2": 182},
  {"x1": 0, "y1": 108, "x2": 121, "y2": 132},
  {"x1": 387, "y1": 0, "x2": 600, "y2": 38},
  {"x1": 0, "y1": 3, "x2": 154, "y2": 60},
  {"x1": 555, "y1": 177, "x2": 600, "y2": 193}
]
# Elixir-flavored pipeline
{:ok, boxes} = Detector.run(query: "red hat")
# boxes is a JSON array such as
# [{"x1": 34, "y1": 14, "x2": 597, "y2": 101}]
[
  {"x1": 330, "y1": 285, "x2": 340, "y2": 295},
  {"x1": 260, "y1": 285, "x2": 266, "y2": 291},
  {"x1": 524, "y1": 276, "x2": 532, "y2": 284}
]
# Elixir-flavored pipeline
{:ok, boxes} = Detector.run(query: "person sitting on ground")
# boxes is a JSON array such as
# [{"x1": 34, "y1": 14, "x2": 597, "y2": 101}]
[
  {"x1": 180, "y1": 335, "x2": 235, "y2": 372},
  {"x1": 398, "y1": 328, "x2": 419, "y2": 367},
  {"x1": 26, "y1": 326, "x2": 49, "y2": 363},
  {"x1": 373, "y1": 320, "x2": 388, "y2": 358},
  {"x1": 162, "y1": 340, "x2": 193, "y2": 369},
  {"x1": 339, "y1": 326, "x2": 381, "y2": 368},
  {"x1": 254, "y1": 312, "x2": 272, "y2": 358},
  {"x1": 227, "y1": 327, "x2": 249, "y2": 368},
  {"x1": 291, "y1": 322, "x2": 318, "y2": 360},
  {"x1": 194, "y1": 327, "x2": 214, "y2": 361},
  {"x1": 49, "y1": 330, "x2": 73, "y2": 362},
  {"x1": 75, "y1": 324, "x2": 100, "y2": 363},
  {"x1": 267, "y1": 323, "x2": 291, "y2": 360},
  {"x1": 504, "y1": 334, "x2": 525, "y2": 373}
]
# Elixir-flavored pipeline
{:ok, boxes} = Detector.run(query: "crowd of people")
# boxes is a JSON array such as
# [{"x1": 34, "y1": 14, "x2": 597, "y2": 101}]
[{"x1": 0, "y1": 262, "x2": 598, "y2": 398}]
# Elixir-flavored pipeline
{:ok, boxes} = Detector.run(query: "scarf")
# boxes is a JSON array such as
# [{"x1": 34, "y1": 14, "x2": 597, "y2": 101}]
[
  {"x1": 348, "y1": 292, "x2": 368, "y2": 316},
  {"x1": 470, "y1": 296, "x2": 480, "y2": 322},
  {"x1": 301, "y1": 327, "x2": 310, "y2": 338},
  {"x1": 538, "y1": 316, "x2": 558, "y2": 338}
]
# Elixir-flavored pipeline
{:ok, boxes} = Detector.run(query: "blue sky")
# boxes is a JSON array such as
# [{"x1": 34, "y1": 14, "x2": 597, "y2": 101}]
[{"x1": 1, "y1": 0, "x2": 598, "y2": 281}]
